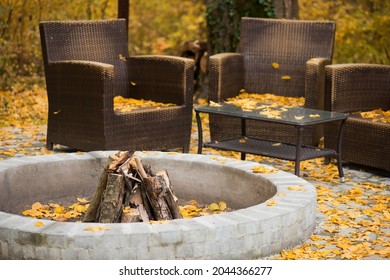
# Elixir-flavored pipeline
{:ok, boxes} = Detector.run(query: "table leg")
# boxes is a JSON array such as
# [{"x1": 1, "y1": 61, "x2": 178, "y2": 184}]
[
  {"x1": 295, "y1": 126, "x2": 303, "y2": 176},
  {"x1": 195, "y1": 111, "x2": 203, "y2": 154},
  {"x1": 241, "y1": 118, "x2": 246, "y2": 160},
  {"x1": 336, "y1": 119, "x2": 346, "y2": 182}
]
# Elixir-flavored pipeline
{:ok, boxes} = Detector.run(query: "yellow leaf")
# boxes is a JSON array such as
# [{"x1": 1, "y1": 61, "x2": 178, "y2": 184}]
[
  {"x1": 130, "y1": 81, "x2": 136, "y2": 86},
  {"x1": 149, "y1": 220, "x2": 171, "y2": 224},
  {"x1": 34, "y1": 221, "x2": 44, "y2": 227},
  {"x1": 218, "y1": 201, "x2": 227, "y2": 211},
  {"x1": 294, "y1": 115, "x2": 304, "y2": 120},
  {"x1": 309, "y1": 114, "x2": 321, "y2": 118},
  {"x1": 188, "y1": 199, "x2": 198, "y2": 205},
  {"x1": 252, "y1": 165, "x2": 277, "y2": 174},
  {"x1": 288, "y1": 185, "x2": 306, "y2": 191},
  {"x1": 84, "y1": 226, "x2": 111, "y2": 232},
  {"x1": 32, "y1": 202, "x2": 43, "y2": 210},
  {"x1": 76, "y1": 197, "x2": 89, "y2": 203},
  {"x1": 272, "y1": 142, "x2": 282, "y2": 146},
  {"x1": 239, "y1": 138, "x2": 247, "y2": 143},
  {"x1": 281, "y1": 75, "x2": 291, "y2": 80},
  {"x1": 208, "y1": 203, "x2": 220, "y2": 211},
  {"x1": 272, "y1": 62, "x2": 280, "y2": 69},
  {"x1": 209, "y1": 101, "x2": 222, "y2": 107},
  {"x1": 266, "y1": 199, "x2": 277, "y2": 206}
]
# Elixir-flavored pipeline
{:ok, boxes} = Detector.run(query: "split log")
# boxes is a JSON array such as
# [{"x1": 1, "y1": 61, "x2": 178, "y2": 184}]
[
  {"x1": 157, "y1": 170, "x2": 183, "y2": 219},
  {"x1": 97, "y1": 173, "x2": 125, "y2": 223},
  {"x1": 135, "y1": 156, "x2": 182, "y2": 221},
  {"x1": 82, "y1": 156, "x2": 115, "y2": 222},
  {"x1": 85, "y1": 151, "x2": 182, "y2": 223}
]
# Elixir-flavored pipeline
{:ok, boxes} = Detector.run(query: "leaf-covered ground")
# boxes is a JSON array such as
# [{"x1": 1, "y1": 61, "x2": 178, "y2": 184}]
[{"x1": 0, "y1": 85, "x2": 389, "y2": 260}]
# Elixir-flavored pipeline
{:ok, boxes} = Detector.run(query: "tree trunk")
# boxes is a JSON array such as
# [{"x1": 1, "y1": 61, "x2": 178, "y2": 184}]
[{"x1": 274, "y1": 0, "x2": 299, "y2": 19}]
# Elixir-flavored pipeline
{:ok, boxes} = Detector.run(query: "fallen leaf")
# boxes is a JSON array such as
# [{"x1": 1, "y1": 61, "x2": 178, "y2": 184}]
[
  {"x1": 219, "y1": 201, "x2": 227, "y2": 211},
  {"x1": 281, "y1": 75, "x2": 291, "y2": 80},
  {"x1": 266, "y1": 199, "x2": 277, "y2": 206},
  {"x1": 84, "y1": 226, "x2": 111, "y2": 232},
  {"x1": 34, "y1": 221, "x2": 44, "y2": 227},
  {"x1": 209, "y1": 101, "x2": 222, "y2": 107},
  {"x1": 208, "y1": 203, "x2": 220, "y2": 211},
  {"x1": 272, "y1": 62, "x2": 280, "y2": 69}
]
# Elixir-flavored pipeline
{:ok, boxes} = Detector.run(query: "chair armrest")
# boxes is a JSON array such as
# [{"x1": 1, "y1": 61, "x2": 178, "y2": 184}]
[
  {"x1": 305, "y1": 57, "x2": 331, "y2": 110},
  {"x1": 126, "y1": 55, "x2": 194, "y2": 106},
  {"x1": 46, "y1": 60, "x2": 115, "y2": 116},
  {"x1": 208, "y1": 53, "x2": 244, "y2": 102},
  {"x1": 325, "y1": 63, "x2": 390, "y2": 113}
]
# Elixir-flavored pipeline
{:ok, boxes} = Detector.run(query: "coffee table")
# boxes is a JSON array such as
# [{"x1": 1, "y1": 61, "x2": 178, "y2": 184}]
[{"x1": 194, "y1": 103, "x2": 348, "y2": 181}]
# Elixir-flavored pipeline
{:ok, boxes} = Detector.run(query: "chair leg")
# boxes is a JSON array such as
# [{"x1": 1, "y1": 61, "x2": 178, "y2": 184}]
[{"x1": 46, "y1": 141, "x2": 54, "y2": 150}]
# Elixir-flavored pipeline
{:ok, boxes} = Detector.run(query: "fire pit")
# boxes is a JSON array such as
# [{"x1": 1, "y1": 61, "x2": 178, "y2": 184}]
[{"x1": 0, "y1": 151, "x2": 316, "y2": 259}]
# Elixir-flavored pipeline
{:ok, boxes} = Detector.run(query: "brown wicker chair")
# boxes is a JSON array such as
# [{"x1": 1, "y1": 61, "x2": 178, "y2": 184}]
[
  {"x1": 324, "y1": 64, "x2": 390, "y2": 172},
  {"x1": 39, "y1": 19, "x2": 194, "y2": 152},
  {"x1": 208, "y1": 17, "x2": 336, "y2": 146}
]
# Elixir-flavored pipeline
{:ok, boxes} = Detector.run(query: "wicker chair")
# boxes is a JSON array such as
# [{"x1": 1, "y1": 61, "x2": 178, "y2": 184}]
[
  {"x1": 208, "y1": 17, "x2": 336, "y2": 146},
  {"x1": 39, "y1": 19, "x2": 194, "y2": 152},
  {"x1": 324, "y1": 64, "x2": 390, "y2": 172}
]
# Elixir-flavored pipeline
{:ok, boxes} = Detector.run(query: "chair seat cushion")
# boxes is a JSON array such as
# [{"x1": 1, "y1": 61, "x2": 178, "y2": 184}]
[
  {"x1": 352, "y1": 109, "x2": 390, "y2": 124},
  {"x1": 114, "y1": 96, "x2": 177, "y2": 113},
  {"x1": 224, "y1": 90, "x2": 305, "y2": 110}
]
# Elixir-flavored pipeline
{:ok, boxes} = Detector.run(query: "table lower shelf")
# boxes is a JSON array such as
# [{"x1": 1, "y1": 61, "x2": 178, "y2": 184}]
[{"x1": 203, "y1": 137, "x2": 337, "y2": 161}]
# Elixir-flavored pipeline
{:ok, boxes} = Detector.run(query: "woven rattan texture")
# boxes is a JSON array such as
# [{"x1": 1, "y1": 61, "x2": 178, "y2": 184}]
[
  {"x1": 208, "y1": 18, "x2": 336, "y2": 146},
  {"x1": 40, "y1": 19, "x2": 194, "y2": 152},
  {"x1": 324, "y1": 64, "x2": 390, "y2": 172}
]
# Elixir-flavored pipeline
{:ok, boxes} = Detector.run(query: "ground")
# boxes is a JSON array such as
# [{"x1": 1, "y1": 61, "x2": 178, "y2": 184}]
[{"x1": 0, "y1": 89, "x2": 389, "y2": 260}]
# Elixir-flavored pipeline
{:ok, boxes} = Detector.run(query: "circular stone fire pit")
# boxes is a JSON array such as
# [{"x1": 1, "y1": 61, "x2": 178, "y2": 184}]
[{"x1": 0, "y1": 151, "x2": 316, "y2": 260}]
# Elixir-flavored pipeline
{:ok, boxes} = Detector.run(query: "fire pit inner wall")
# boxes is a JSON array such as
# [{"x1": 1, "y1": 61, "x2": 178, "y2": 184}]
[{"x1": 0, "y1": 151, "x2": 317, "y2": 260}]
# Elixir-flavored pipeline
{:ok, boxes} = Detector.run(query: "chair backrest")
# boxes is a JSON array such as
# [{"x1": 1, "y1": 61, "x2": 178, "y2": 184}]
[
  {"x1": 39, "y1": 19, "x2": 129, "y2": 97},
  {"x1": 238, "y1": 17, "x2": 336, "y2": 97},
  {"x1": 325, "y1": 64, "x2": 390, "y2": 113}
]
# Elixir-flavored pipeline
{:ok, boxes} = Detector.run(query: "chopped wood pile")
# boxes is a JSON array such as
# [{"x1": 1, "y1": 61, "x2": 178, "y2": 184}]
[{"x1": 83, "y1": 151, "x2": 182, "y2": 223}]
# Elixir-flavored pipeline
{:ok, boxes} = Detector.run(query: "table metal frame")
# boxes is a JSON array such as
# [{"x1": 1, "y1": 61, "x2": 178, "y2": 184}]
[{"x1": 195, "y1": 104, "x2": 348, "y2": 182}]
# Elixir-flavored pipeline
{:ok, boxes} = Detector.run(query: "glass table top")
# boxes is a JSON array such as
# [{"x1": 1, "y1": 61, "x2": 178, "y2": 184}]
[{"x1": 194, "y1": 103, "x2": 348, "y2": 126}]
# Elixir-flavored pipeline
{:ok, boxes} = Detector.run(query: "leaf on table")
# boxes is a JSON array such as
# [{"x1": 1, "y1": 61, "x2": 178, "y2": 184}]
[
  {"x1": 272, "y1": 62, "x2": 280, "y2": 69},
  {"x1": 294, "y1": 115, "x2": 304, "y2": 120},
  {"x1": 281, "y1": 75, "x2": 291, "y2": 80},
  {"x1": 209, "y1": 101, "x2": 222, "y2": 107},
  {"x1": 309, "y1": 114, "x2": 321, "y2": 118}
]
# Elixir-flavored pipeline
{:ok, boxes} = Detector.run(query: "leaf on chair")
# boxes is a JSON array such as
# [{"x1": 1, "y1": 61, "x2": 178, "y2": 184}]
[{"x1": 118, "y1": 54, "x2": 126, "y2": 61}]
